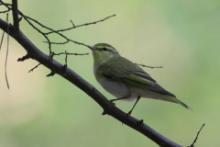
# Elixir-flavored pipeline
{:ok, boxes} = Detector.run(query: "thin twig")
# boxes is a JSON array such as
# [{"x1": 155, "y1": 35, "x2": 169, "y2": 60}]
[
  {"x1": 48, "y1": 40, "x2": 68, "y2": 45},
  {"x1": 136, "y1": 63, "x2": 163, "y2": 69},
  {"x1": 53, "y1": 51, "x2": 89, "y2": 71},
  {"x1": 20, "y1": 13, "x2": 92, "y2": 51},
  {"x1": 17, "y1": 54, "x2": 30, "y2": 62},
  {"x1": 4, "y1": 13, "x2": 10, "y2": 89},
  {"x1": 20, "y1": 14, "x2": 52, "y2": 53},
  {"x1": 0, "y1": 0, "x2": 11, "y2": 13},
  {"x1": 46, "y1": 71, "x2": 55, "y2": 77},
  {"x1": 64, "y1": 50, "x2": 68, "y2": 67},
  {"x1": 53, "y1": 51, "x2": 89, "y2": 56},
  {"x1": 28, "y1": 63, "x2": 41, "y2": 73},
  {"x1": 0, "y1": 9, "x2": 10, "y2": 13},
  {"x1": 0, "y1": 1, "x2": 11, "y2": 7},
  {"x1": 17, "y1": 10, "x2": 101, "y2": 49},
  {"x1": 0, "y1": 1, "x2": 11, "y2": 13},
  {"x1": 188, "y1": 123, "x2": 205, "y2": 147},
  {"x1": 22, "y1": 13, "x2": 92, "y2": 48},
  {"x1": 0, "y1": 31, "x2": 5, "y2": 52},
  {"x1": 45, "y1": 14, "x2": 116, "y2": 35}
]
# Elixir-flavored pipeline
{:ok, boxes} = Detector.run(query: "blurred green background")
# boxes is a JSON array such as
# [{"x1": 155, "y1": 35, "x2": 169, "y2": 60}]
[{"x1": 0, "y1": 0, "x2": 220, "y2": 146}]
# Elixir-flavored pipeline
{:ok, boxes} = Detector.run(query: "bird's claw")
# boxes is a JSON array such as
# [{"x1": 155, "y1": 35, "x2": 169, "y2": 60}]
[
  {"x1": 110, "y1": 98, "x2": 117, "y2": 102},
  {"x1": 138, "y1": 119, "x2": 144, "y2": 125},
  {"x1": 126, "y1": 110, "x2": 132, "y2": 117},
  {"x1": 109, "y1": 99, "x2": 116, "y2": 105}
]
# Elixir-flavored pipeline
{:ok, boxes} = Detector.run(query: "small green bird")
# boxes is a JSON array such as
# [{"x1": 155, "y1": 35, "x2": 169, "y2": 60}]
[{"x1": 91, "y1": 43, "x2": 189, "y2": 114}]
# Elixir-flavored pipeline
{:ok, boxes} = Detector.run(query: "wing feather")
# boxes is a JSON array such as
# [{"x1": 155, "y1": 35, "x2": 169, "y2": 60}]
[{"x1": 96, "y1": 56, "x2": 174, "y2": 97}]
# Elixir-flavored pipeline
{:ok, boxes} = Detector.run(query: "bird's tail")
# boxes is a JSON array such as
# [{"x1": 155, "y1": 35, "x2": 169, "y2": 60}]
[
  {"x1": 164, "y1": 96, "x2": 192, "y2": 110},
  {"x1": 177, "y1": 99, "x2": 190, "y2": 109},
  {"x1": 169, "y1": 96, "x2": 191, "y2": 110}
]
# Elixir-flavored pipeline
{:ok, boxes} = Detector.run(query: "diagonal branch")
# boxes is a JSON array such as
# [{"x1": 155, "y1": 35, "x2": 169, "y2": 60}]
[{"x1": 0, "y1": 18, "x2": 182, "y2": 147}]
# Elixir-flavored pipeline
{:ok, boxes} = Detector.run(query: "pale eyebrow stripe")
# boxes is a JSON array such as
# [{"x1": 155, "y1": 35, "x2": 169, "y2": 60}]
[
  {"x1": 96, "y1": 45, "x2": 117, "y2": 53},
  {"x1": 97, "y1": 45, "x2": 113, "y2": 50}
]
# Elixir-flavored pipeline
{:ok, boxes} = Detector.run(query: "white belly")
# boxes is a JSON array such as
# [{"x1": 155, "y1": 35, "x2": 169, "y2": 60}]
[{"x1": 98, "y1": 77, "x2": 130, "y2": 98}]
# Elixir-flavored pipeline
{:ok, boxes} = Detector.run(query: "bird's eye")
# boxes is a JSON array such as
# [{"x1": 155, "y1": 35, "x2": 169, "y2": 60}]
[{"x1": 102, "y1": 48, "x2": 108, "y2": 51}]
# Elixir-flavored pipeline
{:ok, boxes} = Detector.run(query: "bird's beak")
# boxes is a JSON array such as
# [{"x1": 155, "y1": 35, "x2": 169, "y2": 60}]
[
  {"x1": 85, "y1": 45, "x2": 94, "y2": 51},
  {"x1": 79, "y1": 43, "x2": 94, "y2": 51},
  {"x1": 88, "y1": 46, "x2": 94, "y2": 51}
]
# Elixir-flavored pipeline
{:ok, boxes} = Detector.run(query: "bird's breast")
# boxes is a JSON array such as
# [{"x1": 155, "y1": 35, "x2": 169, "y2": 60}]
[{"x1": 97, "y1": 77, "x2": 130, "y2": 98}]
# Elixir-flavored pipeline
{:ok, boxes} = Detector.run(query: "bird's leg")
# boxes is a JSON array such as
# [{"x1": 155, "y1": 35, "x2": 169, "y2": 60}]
[
  {"x1": 110, "y1": 96, "x2": 128, "y2": 102},
  {"x1": 127, "y1": 96, "x2": 141, "y2": 115}
]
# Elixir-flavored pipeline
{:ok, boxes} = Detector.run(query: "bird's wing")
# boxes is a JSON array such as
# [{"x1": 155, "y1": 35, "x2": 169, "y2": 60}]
[
  {"x1": 96, "y1": 56, "x2": 153, "y2": 83},
  {"x1": 97, "y1": 56, "x2": 174, "y2": 96}
]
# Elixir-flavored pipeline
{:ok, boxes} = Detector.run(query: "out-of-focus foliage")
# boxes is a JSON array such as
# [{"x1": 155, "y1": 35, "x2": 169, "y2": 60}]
[{"x1": 0, "y1": 0, "x2": 220, "y2": 147}]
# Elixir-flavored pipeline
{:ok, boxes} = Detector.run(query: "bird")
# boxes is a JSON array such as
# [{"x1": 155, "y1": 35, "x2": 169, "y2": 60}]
[{"x1": 91, "y1": 43, "x2": 189, "y2": 114}]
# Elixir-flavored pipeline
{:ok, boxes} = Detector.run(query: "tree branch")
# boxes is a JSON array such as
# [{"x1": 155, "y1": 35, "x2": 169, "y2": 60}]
[{"x1": 0, "y1": 18, "x2": 182, "y2": 147}]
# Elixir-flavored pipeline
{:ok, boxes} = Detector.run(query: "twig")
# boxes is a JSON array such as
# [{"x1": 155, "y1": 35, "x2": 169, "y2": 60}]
[
  {"x1": 0, "y1": 1, "x2": 11, "y2": 13},
  {"x1": 20, "y1": 12, "x2": 92, "y2": 51},
  {"x1": 0, "y1": 31, "x2": 5, "y2": 52},
  {"x1": 64, "y1": 50, "x2": 68, "y2": 67},
  {"x1": 20, "y1": 13, "x2": 53, "y2": 53},
  {"x1": 188, "y1": 123, "x2": 205, "y2": 147},
  {"x1": 46, "y1": 71, "x2": 55, "y2": 77},
  {"x1": 45, "y1": 14, "x2": 116, "y2": 35},
  {"x1": 4, "y1": 13, "x2": 10, "y2": 89},
  {"x1": 17, "y1": 54, "x2": 30, "y2": 62},
  {"x1": 136, "y1": 63, "x2": 163, "y2": 69},
  {"x1": 53, "y1": 51, "x2": 89, "y2": 71},
  {"x1": 18, "y1": 11, "x2": 93, "y2": 49},
  {"x1": 0, "y1": 1, "x2": 11, "y2": 7},
  {"x1": 53, "y1": 51, "x2": 89, "y2": 56},
  {"x1": 1, "y1": 6, "x2": 97, "y2": 52},
  {"x1": 0, "y1": 9, "x2": 10, "y2": 13},
  {"x1": 54, "y1": 51, "x2": 89, "y2": 71},
  {"x1": 28, "y1": 63, "x2": 41, "y2": 73}
]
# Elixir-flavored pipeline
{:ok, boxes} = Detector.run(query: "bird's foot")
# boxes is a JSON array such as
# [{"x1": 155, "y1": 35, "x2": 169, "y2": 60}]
[
  {"x1": 110, "y1": 96, "x2": 128, "y2": 102},
  {"x1": 137, "y1": 119, "x2": 144, "y2": 125},
  {"x1": 110, "y1": 98, "x2": 116, "y2": 102},
  {"x1": 126, "y1": 110, "x2": 132, "y2": 117},
  {"x1": 109, "y1": 99, "x2": 116, "y2": 106}
]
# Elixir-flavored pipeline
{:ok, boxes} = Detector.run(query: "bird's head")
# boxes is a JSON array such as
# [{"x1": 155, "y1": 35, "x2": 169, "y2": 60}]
[{"x1": 91, "y1": 43, "x2": 119, "y2": 66}]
